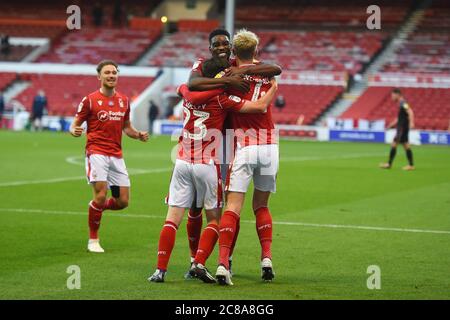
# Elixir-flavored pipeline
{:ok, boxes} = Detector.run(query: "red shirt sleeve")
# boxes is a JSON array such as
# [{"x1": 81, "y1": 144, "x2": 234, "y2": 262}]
[
  {"x1": 217, "y1": 94, "x2": 245, "y2": 112},
  {"x1": 190, "y1": 58, "x2": 204, "y2": 76},
  {"x1": 75, "y1": 96, "x2": 90, "y2": 123},
  {"x1": 180, "y1": 84, "x2": 224, "y2": 105}
]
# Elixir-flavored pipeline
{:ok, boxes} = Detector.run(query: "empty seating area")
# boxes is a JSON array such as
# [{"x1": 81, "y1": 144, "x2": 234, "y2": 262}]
[
  {"x1": 381, "y1": 1, "x2": 450, "y2": 74},
  {"x1": 37, "y1": 27, "x2": 161, "y2": 65},
  {"x1": 0, "y1": 0, "x2": 161, "y2": 26},
  {"x1": 145, "y1": 31, "x2": 210, "y2": 67},
  {"x1": 341, "y1": 87, "x2": 450, "y2": 131},
  {"x1": 0, "y1": 45, "x2": 36, "y2": 62},
  {"x1": 236, "y1": 0, "x2": 412, "y2": 28},
  {"x1": 0, "y1": 23, "x2": 66, "y2": 40},
  {"x1": 259, "y1": 31, "x2": 386, "y2": 75},
  {"x1": 0, "y1": 73, "x2": 17, "y2": 91},
  {"x1": 14, "y1": 73, "x2": 154, "y2": 116},
  {"x1": 381, "y1": 32, "x2": 450, "y2": 74},
  {"x1": 418, "y1": 0, "x2": 450, "y2": 30},
  {"x1": 272, "y1": 85, "x2": 344, "y2": 125}
]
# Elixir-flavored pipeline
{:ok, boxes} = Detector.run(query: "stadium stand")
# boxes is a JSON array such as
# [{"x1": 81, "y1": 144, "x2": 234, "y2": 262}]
[
  {"x1": 341, "y1": 86, "x2": 450, "y2": 131},
  {"x1": 341, "y1": 0, "x2": 450, "y2": 131},
  {"x1": 0, "y1": 45, "x2": 36, "y2": 62},
  {"x1": 258, "y1": 30, "x2": 386, "y2": 75},
  {"x1": 381, "y1": 0, "x2": 450, "y2": 74},
  {"x1": 145, "y1": 31, "x2": 210, "y2": 67},
  {"x1": 0, "y1": 73, "x2": 17, "y2": 91},
  {"x1": 36, "y1": 27, "x2": 162, "y2": 65},
  {"x1": 272, "y1": 84, "x2": 344, "y2": 125},
  {"x1": 13, "y1": 73, "x2": 154, "y2": 116},
  {"x1": 236, "y1": 0, "x2": 413, "y2": 28}
]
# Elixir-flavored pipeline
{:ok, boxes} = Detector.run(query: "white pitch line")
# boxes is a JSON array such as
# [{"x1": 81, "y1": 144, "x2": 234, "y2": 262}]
[
  {"x1": 280, "y1": 152, "x2": 385, "y2": 162},
  {"x1": 0, "y1": 152, "x2": 383, "y2": 187},
  {"x1": 0, "y1": 167, "x2": 172, "y2": 187},
  {"x1": 1, "y1": 208, "x2": 449, "y2": 235}
]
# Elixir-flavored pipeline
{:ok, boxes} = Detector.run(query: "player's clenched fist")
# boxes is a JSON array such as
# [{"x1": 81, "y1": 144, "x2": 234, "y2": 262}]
[
  {"x1": 138, "y1": 131, "x2": 149, "y2": 142},
  {"x1": 70, "y1": 126, "x2": 84, "y2": 137}
]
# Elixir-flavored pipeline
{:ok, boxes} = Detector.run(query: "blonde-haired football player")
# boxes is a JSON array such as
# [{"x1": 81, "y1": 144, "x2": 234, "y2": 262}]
[{"x1": 215, "y1": 29, "x2": 280, "y2": 285}]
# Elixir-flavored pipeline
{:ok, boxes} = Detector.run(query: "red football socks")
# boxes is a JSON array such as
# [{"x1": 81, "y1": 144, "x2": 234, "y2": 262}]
[
  {"x1": 88, "y1": 201, "x2": 104, "y2": 239},
  {"x1": 156, "y1": 221, "x2": 178, "y2": 271},
  {"x1": 255, "y1": 207, "x2": 273, "y2": 260},
  {"x1": 218, "y1": 210, "x2": 239, "y2": 269},
  {"x1": 195, "y1": 223, "x2": 219, "y2": 266},
  {"x1": 229, "y1": 217, "x2": 240, "y2": 257},
  {"x1": 104, "y1": 197, "x2": 121, "y2": 210},
  {"x1": 186, "y1": 207, "x2": 203, "y2": 259}
]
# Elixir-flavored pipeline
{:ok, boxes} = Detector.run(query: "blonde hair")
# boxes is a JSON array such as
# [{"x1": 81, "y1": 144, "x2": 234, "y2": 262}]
[{"x1": 233, "y1": 29, "x2": 259, "y2": 60}]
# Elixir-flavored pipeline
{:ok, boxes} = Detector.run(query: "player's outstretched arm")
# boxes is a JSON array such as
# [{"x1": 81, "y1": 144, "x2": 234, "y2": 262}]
[
  {"x1": 239, "y1": 78, "x2": 278, "y2": 114},
  {"x1": 123, "y1": 120, "x2": 149, "y2": 142},
  {"x1": 188, "y1": 72, "x2": 250, "y2": 93},
  {"x1": 226, "y1": 63, "x2": 282, "y2": 78},
  {"x1": 69, "y1": 118, "x2": 84, "y2": 137}
]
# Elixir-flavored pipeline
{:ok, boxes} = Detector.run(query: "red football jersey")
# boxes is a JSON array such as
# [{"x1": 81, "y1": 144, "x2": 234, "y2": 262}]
[
  {"x1": 226, "y1": 63, "x2": 276, "y2": 147},
  {"x1": 75, "y1": 90, "x2": 130, "y2": 158},
  {"x1": 178, "y1": 84, "x2": 245, "y2": 164}
]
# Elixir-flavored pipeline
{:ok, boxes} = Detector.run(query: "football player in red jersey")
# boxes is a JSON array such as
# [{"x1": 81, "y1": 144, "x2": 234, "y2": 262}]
[
  {"x1": 148, "y1": 58, "x2": 278, "y2": 283},
  {"x1": 215, "y1": 29, "x2": 279, "y2": 285},
  {"x1": 70, "y1": 60, "x2": 148, "y2": 253},
  {"x1": 184, "y1": 29, "x2": 282, "y2": 279}
]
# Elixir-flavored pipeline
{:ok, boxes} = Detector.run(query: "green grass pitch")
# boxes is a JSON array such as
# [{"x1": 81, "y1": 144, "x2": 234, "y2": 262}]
[{"x1": 0, "y1": 131, "x2": 449, "y2": 299}]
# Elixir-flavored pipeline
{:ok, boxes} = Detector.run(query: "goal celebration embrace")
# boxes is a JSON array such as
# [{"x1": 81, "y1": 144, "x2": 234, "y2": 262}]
[{"x1": 1, "y1": 0, "x2": 449, "y2": 303}]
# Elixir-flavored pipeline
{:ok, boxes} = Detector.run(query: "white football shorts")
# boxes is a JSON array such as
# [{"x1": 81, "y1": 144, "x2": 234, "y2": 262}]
[
  {"x1": 167, "y1": 159, "x2": 223, "y2": 210},
  {"x1": 85, "y1": 154, "x2": 130, "y2": 187},
  {"x1": 226, "y1": 144, "x2": 279, "y2": 193}
]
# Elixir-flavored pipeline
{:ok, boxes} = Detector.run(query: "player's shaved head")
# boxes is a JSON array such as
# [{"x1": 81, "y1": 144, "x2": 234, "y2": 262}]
[
  {"x1": 233, "y1": 29, "x2": 259, "y2": 61},
  {"x1": 96, "y1": 60, "x2": 119, "y2": 74}
]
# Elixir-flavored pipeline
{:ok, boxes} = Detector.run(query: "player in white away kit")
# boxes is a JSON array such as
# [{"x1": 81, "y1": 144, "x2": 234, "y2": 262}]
[
  {"x1": 148, "y1": 58, "x2": 278, "y2": 283},
  {"x1": 216, "y1": 29, "x2": 279, "y2": 285}
]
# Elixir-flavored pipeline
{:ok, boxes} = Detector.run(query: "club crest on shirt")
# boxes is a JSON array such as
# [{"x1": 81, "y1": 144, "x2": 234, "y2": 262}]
[
  {"x1": 97, "y1": 110, "x2": 109, "y2": 122},
  {"x1": 108, "y1": 101, "x2": 114, "y2": 107}
]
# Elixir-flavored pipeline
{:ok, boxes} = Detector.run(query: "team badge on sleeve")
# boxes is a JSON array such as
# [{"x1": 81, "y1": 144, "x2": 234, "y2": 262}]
[{"x1": 228, "y1": 95, "x2": 242, "y2": 103}]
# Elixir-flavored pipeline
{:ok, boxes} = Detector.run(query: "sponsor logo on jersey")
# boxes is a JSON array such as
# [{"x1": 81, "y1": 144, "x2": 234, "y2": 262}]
[
  {"x1": 228, "y1": 95, "x2": 242, "y2": 103},
  {"x1": 97, "y1": 110, "x2": 109, "y2": 122},
  {"x1": 97, "y1": 100, "x2": 102, "y2": 106},
  {"x1": 118, "y1": 98, "x2": 124, "y2": 108},
  {"x1": 243, "y1": 74, "x2": 270, "y2": 84}
]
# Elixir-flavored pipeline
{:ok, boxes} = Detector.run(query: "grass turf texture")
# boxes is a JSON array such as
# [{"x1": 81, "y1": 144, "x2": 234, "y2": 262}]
[{"x1": 0, "y1": 131, "x2": 449, "y2": 299}]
